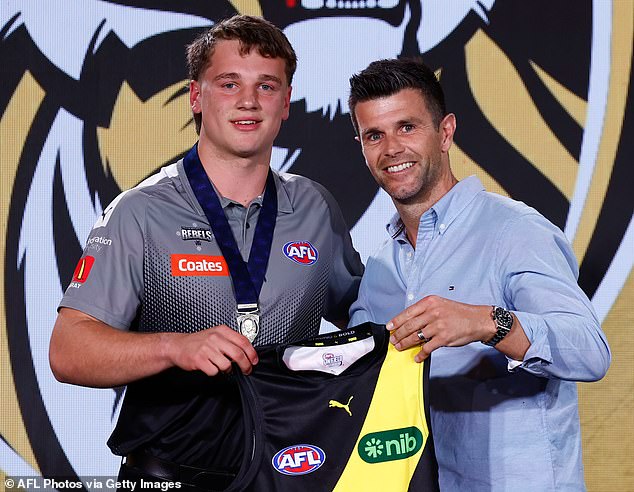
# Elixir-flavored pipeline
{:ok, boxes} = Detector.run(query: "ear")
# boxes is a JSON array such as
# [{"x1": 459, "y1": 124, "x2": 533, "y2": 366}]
[
  {"x1": 189, "y1": 80, "x2": 201, "y2": 113},
  {"x1": 281, "y1": 86, "x2": 292, "y2": 121},
  {"x1": 440, "y1": 113, "x2": 456, "y2": 153}
]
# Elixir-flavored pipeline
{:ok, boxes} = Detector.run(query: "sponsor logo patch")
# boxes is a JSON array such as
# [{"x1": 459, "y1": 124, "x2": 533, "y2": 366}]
[
  {"x1": 86, "y1": 236, "x2": 112, "y2": 253},
  {"x1": 180, "y1": 227, "x2": 213, "y2": 242},
  {"x1": 170, "y1": 254, "x2": 228, "y2": 276},
  {"x1": 272, "y1": 444, "x2": 326, "y2": 475},
  {"x1": 283, "y1": 241, "x2": 318, "y2": 265},
  {"x1": 72, "y1": 256, "x2": 95, "y2": 284},
  {"x1": 358, "y1": 427, "x2": 423, "y2": 463}
]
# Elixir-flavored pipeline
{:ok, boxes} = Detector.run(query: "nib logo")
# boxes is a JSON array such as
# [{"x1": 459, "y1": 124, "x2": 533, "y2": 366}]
[
  {"x1": 364, "y1": 437, "x2": 384, "y2": 458},
  {"x1": 358, "y1": 427, "x2": 423, "y2": 463}
]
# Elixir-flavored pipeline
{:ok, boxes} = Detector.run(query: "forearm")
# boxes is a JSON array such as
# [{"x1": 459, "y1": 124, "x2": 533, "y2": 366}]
[{"x1": 50, "y1": 308, "x2": 176, "y2": 388}]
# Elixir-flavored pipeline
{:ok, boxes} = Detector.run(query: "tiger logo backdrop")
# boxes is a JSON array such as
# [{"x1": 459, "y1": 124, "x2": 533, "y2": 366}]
[{"x1": 1, "y1": 0, "x2": 632, "y2": 489}]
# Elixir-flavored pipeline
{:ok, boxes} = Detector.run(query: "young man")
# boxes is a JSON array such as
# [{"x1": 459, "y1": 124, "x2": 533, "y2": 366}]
[
  {"x1": 50, "y1": 15, "x2": 363, "y2": 488},
  {"x1": 347, "y1": 58, "x2": 610, "y2": 491}
]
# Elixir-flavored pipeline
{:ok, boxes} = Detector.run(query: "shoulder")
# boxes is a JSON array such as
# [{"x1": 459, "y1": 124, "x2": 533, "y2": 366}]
[
  {"x1": 472, "y1": 190, "x2": 558, "y2": 234},
  {"x1": 93, "y1": 162, "x2": 181, "y2": 228},
  {"x1": 277, "y1": 172, "x2": 344, "y2": 215}
]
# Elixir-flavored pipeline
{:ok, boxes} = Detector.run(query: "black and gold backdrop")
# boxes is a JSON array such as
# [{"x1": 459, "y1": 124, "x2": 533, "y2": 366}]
[{"x1": 1, "y1": 1, "x2": 632, "y2": 490}]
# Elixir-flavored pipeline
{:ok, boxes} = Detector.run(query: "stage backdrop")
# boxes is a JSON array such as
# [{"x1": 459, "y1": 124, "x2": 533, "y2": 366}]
[{"x1": 1, "y1": 1, "x2": 632, "y2": 490}]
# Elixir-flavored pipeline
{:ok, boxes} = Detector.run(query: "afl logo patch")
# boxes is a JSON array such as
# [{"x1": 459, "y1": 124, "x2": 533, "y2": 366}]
[
  {"x1": 283, "y1": 241, "x2": 318, "y2": 265},
  {"x1": 272, "y1": 444, "x2": 326, "y2": 475}
]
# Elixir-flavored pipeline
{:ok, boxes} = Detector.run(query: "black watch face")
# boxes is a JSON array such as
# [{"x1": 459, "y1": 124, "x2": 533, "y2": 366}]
[{"x1": 494, "y1": 307, "x2": 514, "y2": 329}]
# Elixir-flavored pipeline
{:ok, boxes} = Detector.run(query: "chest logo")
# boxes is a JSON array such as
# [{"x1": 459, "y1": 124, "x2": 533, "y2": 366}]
[
  {"x1": 180, "y1": 227, "x2": 213, "y2": 242},
  {"x1": 272, "y1": 444, "x2": 326, "y2": 475},
  {"x1": 329, "y1": 395, "x2": 353, "y2": 417},
  {"x1": 358, "y1": 427, "x2": 424, "y2": 463},
  {"x1": 283, "y1": 241, "x2": 318, "y2": 265},
  {"x1": 170, "y1": 254, "x2": 229, "y2": 276}
]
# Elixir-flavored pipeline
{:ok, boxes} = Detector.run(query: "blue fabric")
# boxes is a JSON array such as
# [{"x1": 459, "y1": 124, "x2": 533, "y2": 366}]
[{"x1": 349, "y1": 176, "x2": 610, "y2": 492}]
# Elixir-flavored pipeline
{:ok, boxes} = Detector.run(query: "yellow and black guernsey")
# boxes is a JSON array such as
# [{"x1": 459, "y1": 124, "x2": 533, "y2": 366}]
[{"x1": 228, "y1": 322, "x2": 439, "y2": 491}]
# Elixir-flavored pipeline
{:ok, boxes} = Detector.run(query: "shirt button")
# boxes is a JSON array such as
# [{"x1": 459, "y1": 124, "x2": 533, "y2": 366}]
[
  {"x1": 407, "y1": 252, "x2": 413, "y2": 259},
  {"x1": 439, "y1": 223, "x2": 446, "y2": 230},
  {"x1": 407, "y1": 293, "x2": 414, "y2": 301}
]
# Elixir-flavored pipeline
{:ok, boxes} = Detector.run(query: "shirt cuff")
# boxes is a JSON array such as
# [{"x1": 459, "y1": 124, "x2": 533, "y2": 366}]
[{"x1": 507, "y1": 311, "x2": 553, "y2": 375}]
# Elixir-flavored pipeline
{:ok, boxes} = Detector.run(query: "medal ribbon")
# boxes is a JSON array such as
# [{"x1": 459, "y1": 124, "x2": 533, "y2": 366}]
[{"x1": 183, "y1": 144, "x2": 277, "y2": 308}]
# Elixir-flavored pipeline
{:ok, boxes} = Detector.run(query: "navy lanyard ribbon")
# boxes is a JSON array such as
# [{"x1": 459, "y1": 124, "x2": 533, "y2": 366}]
[{"x1": 183, "y1": 144, "x2": 277, "y2": 307}]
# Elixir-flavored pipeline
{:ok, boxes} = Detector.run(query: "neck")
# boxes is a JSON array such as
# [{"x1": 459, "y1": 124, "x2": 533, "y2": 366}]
[
  {"x1": 197, "y1": 141, "x2": 270, "y2": 206},
  {"x1": 395, "y1": 171, "x2": 458, "y2": 249}
]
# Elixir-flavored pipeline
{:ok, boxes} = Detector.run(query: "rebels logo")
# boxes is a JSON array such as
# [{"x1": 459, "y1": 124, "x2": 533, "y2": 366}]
[
  {"x1": 272, "y1": 444, "x2": 326, "y2": 476},
  {"x1": 171, "y1": 254, "x2": 228, "y2": 276},
  {"x1": 283, "y1": 241, "x2": 318, "y2": 265}
]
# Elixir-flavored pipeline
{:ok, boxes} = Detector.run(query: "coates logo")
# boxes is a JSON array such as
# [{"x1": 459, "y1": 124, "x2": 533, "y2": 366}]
[
  {"x1": 283, "y1": 241, "x2": 318, "y2": 265},
  {"x1": 171, "y1": 255, "x2": 229, "y2": 276},
  {"x1": 272, "y1": 444, "x2": 326, "y2": 476},
  {"x1": 72, "y1": 256, "x2": 95, "y2": 283}
]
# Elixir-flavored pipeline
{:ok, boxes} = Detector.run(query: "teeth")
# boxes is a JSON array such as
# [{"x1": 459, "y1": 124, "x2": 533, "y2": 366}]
[
  {"x1": 235, "y1": 120, "x2": 257, "y2": 125},
  {"x1": 386, "y1": 162, "x2": 414, "y2": 173}
]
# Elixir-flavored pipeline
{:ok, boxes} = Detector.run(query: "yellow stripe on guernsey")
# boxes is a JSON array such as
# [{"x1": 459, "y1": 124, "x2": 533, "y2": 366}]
[{"x1": 333, "y1": 343, "x2": 429, "y2": 490}]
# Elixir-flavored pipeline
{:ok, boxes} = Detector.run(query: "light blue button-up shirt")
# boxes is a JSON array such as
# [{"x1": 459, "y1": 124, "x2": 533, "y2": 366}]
[{"x1": 349, "y1": 176, "x2": 610, "y2": 491}]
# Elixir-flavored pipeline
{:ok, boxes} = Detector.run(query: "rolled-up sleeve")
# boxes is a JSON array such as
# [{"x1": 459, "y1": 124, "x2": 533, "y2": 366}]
[{"x1": 497, "y1": 213, "x2": 611, "y2": 381}]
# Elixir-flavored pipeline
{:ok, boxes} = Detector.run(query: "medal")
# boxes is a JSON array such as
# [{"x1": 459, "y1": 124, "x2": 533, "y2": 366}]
[
  {"x1": 238, "y1": 315, "x2": 259, "y2": 342},
  {"x1": 237, "y1": 303, "x2": 260, "y2": 343}
]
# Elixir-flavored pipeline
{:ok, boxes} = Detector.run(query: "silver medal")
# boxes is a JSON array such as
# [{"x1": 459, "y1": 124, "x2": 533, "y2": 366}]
[{"x1": 237, "y1": 304, "x2": 260, "y2": 343}]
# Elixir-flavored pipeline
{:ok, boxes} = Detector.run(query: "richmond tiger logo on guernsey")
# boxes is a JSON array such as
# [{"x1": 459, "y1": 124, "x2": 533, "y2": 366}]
[{"x1": 171, "y1": 254, "x2": 228, "y2": 276}]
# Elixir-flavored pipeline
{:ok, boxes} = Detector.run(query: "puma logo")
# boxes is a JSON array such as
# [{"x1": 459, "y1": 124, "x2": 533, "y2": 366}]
[{"x1": 329, "y1": 396, "x2": 354, "y2": 417}]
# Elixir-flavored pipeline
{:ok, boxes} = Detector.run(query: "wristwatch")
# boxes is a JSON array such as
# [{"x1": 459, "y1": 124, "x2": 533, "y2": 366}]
[{"x1": 483, "y1": 306, "x2": 514, "y2": 347}]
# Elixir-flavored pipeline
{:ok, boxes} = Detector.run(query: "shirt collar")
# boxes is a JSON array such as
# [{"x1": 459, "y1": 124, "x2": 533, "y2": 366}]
[
  {"x1": 386, "y1": 175, "x2": 485, "y2": 238},
  {"x1": 179, "y1": 159, "x2": 293, "y2": 215}
]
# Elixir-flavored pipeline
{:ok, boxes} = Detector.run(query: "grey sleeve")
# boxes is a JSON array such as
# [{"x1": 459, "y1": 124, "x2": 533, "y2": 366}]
[{"x1": 58, "y1": 190, "x2": 145, "y2": 330}]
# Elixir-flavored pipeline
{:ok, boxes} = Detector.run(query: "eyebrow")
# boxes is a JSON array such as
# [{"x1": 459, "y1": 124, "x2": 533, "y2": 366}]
[
  {"x1": 213, "y1": 72, "x2": 283, "y2": 85},
  {"x1": 361, "y1": 118, "x2": 433, "y2": 136}
]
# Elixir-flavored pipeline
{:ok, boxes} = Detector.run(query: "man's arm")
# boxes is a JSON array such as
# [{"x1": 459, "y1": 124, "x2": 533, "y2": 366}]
[
  {"x1": 388, "y1": 213, "x2": 611, "y2": 381},
  {"x1": 50, "y1": 307, "x2": 258, "y2": 388}
]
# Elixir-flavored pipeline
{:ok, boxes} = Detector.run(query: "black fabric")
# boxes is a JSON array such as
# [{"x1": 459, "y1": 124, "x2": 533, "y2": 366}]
[{"x1": 108, "y1": 370, "x2": 247, "y2": 469}]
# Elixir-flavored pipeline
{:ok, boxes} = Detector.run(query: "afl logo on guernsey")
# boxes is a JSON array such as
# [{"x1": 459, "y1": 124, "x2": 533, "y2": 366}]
[
  {"x1": 272, "y1": 444, "x2": 326, "y2": 475},
  {"x1": 283, "y1": 241, "x2": 318, "y2": 265}
]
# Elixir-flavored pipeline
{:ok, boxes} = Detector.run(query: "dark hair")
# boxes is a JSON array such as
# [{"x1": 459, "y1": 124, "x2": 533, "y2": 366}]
[
  {"x1": 348, "y1": 58, "x2": 446, "y2": 135},
  {"x1": 186, "y1": 15, "x2": 297, "y2": 133}
]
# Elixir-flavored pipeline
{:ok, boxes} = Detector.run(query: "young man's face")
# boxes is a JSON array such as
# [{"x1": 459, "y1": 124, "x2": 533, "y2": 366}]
[
  {"x1": 190, "y1": 39, "x2": 291, "y2": 162},
  {"x1": 354, "y1": 88, "x2": 454, "y2": 205}
]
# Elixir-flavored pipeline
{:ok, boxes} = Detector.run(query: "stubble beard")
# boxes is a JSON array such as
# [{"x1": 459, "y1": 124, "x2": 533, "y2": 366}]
[{"x1": 386, "y1": 158, "x2": 442, "y2": 206}]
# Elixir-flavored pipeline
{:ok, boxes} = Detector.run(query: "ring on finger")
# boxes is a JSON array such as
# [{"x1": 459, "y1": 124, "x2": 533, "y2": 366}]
[{"x1": 416, "y1": 329, "x2": 428, "y2": 343}]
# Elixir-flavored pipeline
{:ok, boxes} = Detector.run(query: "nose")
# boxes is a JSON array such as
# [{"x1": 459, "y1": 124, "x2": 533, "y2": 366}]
[
  {"x1": 238, "y1": 86, "x2": 260, "y2": 110},
  {"x1": 382, "y1": 133, "x2": 405, "y2": 158}
]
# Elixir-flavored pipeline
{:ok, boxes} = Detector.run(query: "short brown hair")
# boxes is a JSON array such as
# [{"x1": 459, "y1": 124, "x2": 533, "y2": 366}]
[{"x1": 186, "y1": 15, "x2": 297, "y2": 134}]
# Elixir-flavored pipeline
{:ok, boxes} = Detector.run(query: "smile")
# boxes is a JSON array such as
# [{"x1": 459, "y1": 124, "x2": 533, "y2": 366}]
[
  {"x1": 233, "y1": 120, "x2": 258, "y2": 125},
  {"x1": 386, "y1": 162, "x2": 414, "y2": 173}
]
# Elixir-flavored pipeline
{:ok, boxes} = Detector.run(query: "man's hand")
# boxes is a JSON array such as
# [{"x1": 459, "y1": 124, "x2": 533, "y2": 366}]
[
  {"x1": 165, "y1": 325, "x2": 259, "y2": 376},
  {"x1": 387, "y1": 296, "x2": 495, "y2": 362}
]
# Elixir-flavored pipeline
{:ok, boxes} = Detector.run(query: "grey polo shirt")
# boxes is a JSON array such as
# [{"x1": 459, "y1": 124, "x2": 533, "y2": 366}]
[
  {"x1": 58, "y1": 158, "x2": 363, "y2": 465},
  {"x1": 60, "y1": 159, "x2": 363, "y2": 345}
]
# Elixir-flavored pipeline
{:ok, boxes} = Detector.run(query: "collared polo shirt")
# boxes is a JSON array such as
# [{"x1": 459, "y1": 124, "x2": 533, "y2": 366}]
[{"x1": 59, "y1": 153, "x2": 363, "y2": 466}]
